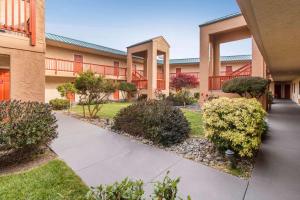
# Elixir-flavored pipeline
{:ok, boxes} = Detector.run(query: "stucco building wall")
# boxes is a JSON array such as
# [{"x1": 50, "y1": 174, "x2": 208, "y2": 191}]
[{"x1": 0, "y1": 0, "x2": 45, "y2": 102}]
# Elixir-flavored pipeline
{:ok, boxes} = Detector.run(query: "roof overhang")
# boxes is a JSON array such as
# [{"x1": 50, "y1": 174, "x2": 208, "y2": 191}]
[{"x1": 237, "y1": 0, "x2": 300, "y2": 81}]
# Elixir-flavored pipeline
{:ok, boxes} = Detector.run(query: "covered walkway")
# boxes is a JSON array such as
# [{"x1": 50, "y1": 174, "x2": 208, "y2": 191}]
[{"x1": 245, "y1": 100, "x2": 300, "y2": 200}]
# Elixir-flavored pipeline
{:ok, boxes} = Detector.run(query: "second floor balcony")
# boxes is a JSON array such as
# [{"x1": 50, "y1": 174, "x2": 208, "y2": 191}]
[
  {"x1": 45, "y1": 57, "x2": 127, "y2": 80},
  {"x1": 0, "y1": 0, "x2": 36, "y2": 46}
]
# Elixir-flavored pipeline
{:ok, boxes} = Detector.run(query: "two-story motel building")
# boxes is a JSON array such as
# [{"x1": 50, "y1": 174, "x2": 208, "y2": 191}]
[{"x1": 1, "y1": 0, "x2": 299, "y2": 106}]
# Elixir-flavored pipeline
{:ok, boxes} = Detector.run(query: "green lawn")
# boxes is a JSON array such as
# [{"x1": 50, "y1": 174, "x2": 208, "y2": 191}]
[
  {"x1": 71, "y1": 102, "x2": 204, "y2": 137},
  {"x1": 0, "y1": 160, "x2": 88, "y2": 200},
  {"x1": 71, "y1": 102, "x2": 132, "y2": 119},
  {"x1": 182, "y1": 109, "x2": 204, "y2": 137}
]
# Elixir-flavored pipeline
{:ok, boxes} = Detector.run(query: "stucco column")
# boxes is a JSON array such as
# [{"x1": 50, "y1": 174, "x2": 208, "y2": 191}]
[
  {"x1": 163, "y1": 51, "x2": 170, "y2": 95},
  {"x1": 147, "y1": 46, "x2": 157, "y2": 99},
  {"x1": 213, "y1": 42, "x2": 221, "y2": 76},
  {"x1": 252, "y1": 38, "x2": 265, "y2": 78},
  {"x1": 199, "y1": 29, "x2": 210, "y2": 104},
  {"x1": 143, "y1": 54, "x2": 147, "y2": 77},
  {"x1": 127, "y1": 52, "x2": 133, "y2": 82}
]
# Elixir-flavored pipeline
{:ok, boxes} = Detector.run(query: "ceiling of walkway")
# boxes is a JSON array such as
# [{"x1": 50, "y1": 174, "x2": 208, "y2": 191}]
[{"x1": 237, "y1": 0, "x2": 300, "y2": 81}]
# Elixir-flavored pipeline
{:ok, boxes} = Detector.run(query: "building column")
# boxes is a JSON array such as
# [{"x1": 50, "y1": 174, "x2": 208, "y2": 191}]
[
  {"x1": 143, "y1": 53, "x2": 147, "y2": 77},
  {"x1": 163, "y1": 51, "x2": 170, "y2": 95},
  {"x1": 147, "y1": 47, "x2": 157, "y2": 99},
  {"x1": 199, "y1": 30, "x2": 211, "y2": 104},
  {"x1": 213, "y1": 42, "x2": 221, "y2": 76},
  {"x1": 252, "y1": 38, "x2": 265, "y2": 78},
  {"x1": 127, "y1": 52, "x2": 133, "y2": 82}
]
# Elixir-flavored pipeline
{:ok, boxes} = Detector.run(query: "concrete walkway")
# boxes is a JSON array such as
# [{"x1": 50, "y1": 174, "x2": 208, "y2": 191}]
[
  {"x1": 244, "y1": 100, "x2": 300, "y2": 200},
  {"x1": 51, "y1": 113, "x2": 247, "y2": 200}
]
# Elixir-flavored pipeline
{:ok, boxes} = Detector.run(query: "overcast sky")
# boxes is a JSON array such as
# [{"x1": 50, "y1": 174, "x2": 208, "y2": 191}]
[{"x1": 46, "y1": 0, "x2": 252, "y2": 59}]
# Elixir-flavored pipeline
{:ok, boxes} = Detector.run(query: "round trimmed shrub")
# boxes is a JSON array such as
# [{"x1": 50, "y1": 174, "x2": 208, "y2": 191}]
[
  {"x1": 0, "y1": 100, "x2": 58, "y2": 160},
  {"x1": 49, "y1": 98, "x2": 70, "y2": 110},
  {"x1": 113, "y1": 100, "x2": 190, "y2": 146},
  {"x1": 203, "y1": 97, "x2": 266, "y2": 157}
]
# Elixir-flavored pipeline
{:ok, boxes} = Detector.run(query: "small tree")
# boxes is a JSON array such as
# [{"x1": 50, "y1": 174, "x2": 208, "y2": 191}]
[
  {"x1": 74, "y1": 71, "x2": 117, "y2": 118},
  {"x1": 118, "y1": 82, "x2": 137, "y2": 101},
  {"x1": 222, "y1": 77, "x2": 270, "y2": 99},
  {"x1": 57, "y1": 82, "x2": 77, "y2": 111},
  {"x1": 170, "y1": 73, "x2": 199, "y2": 91}
]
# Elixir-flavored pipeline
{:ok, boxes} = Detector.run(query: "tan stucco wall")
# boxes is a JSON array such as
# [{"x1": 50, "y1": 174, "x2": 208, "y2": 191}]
[
  {"x1": 0, "y1": 0, "x2": 45, "y2": 102},
  {"x1": 291, "y1": 77, "x2": 300, "y2": 104}
]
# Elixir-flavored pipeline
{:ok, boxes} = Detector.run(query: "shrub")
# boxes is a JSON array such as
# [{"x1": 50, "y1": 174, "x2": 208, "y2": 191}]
[
  {"x1": 166, "y1": 90, "x2": 197, "y2": 106},
  {"x1": 119, "y1": 82, "x2": 137, "y2": 101},
  {"x1": 87, "y1": 178, "x2": 144, "y2": 200},
  {"x1": 75, "y1": 71, "x2": 117, "y2": 118},
  {"x1": 170, "y1": 73, "x2": 199, "y2": 90},
  {"x1": 87, "y1": 172, "x2": 191, "y2": 200},
  {"x1": 0, "y1": 101, "x2": 58, "y2": 159},
  {"x1": 113, "y1": 100, "x2": 190, "y2": 146},
  {"x1": 137, "y1": 94, "x2": 147, "y2": 101},
  {"x1": 49, "y1": 98, "x2": 70, "y2": 110},
  {"x1": 194, "y1": 92, "x2": 200, "y2": 99},
  {"x1": 203, "y1": 97, "x2": 266, "y2": 157},
  {"x1": 222, "y1": 77, "x2": 270, "y2": 99}
]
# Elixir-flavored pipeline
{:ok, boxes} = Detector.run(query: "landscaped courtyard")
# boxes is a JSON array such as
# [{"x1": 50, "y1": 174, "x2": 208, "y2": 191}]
[{"x1": 70, "y1": 102, "x2": 204, "y2": 137}]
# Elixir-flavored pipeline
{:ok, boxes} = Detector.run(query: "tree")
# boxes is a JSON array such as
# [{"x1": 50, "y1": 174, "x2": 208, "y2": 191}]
[
  {"x1": 118, "y1": 82, "x2": 137, "y2": 101},
  {"x1": 222, "y1": 77, "x2": 270, "y2": 99},
  {"x1": 170, "y1": 73, "x2": 199, "y2": 91},
  {"x1": 57, "y1": 82, "x2": 77, "y2": 111},
  {"x1": 74, "y1": 71, "x2": 117, "y2": 118}
]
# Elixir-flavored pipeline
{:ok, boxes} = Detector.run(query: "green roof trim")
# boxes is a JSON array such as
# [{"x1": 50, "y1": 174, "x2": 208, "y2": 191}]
[
  {"x1": 199, "y1": 13, "x2": 242, "y2": 27},
  {"x1": 46, "y1": 33, "x2": 127, "y2": 56},
  {"x1": 157, "y1": 55, "x2": 252, "y2": 65}
]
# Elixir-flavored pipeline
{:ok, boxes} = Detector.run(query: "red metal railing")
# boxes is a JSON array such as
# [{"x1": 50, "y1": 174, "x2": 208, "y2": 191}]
[
  {"x1": 0, "y1": 0, "x2": 36, "y2": 45},
  {"x1": 45, "y1": 57, "x2": 127, "y2": 78},
  {"x1": 170, "y1": 72, "x2": 200, "y2": 80},
  {"x1": 230, "y1": 63, "x2": 252, "y2": 76},
  {"x1": 208, "y1": 75, "x2": 250, "y2": 90},
  {"x1": 157, "y1": 79, "x2": 166, "y2": 90},
  {"x1": 84, "y1": 63, "x2": 126, "y2": 78},
  {"x1": 132, "y1": 79, "x2": 147, "y2": 89}
]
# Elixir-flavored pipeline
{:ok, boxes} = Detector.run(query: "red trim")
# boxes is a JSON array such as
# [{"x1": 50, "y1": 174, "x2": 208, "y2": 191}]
[{"x1": 0, "y1": 69, "x2": 10, "y2": 101}]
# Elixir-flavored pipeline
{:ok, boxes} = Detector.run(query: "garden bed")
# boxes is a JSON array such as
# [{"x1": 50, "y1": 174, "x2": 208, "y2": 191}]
[{"x1": 66, "y1": 112, "x2": 254, "y2": 178}]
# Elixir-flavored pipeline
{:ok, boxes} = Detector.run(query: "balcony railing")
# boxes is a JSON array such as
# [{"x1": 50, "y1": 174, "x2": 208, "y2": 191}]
[
  {"x1": 208, "y1": 75, "x2": 250, "y2": 90},
  {"x1": 170, "y1": 72, "x2": 200, "y2": 80},
  {"x1": 45, "y1": 57, "x2": 127, "y2": 79},
  {"x1": 132, "y1": 79, "x2": 147, "y2": 89},
  {"x1": 0, "y1": 0, "x2": 36, "y2": 45}
]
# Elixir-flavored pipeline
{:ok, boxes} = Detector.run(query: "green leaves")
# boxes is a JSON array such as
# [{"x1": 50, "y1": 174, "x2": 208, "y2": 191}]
[
  {"x1": 203, "y1": 97, "x2": 266, "y2": 158},
  {"x1": 222, "y1": 77, "x2": 270, "y2": 98},
  {"x1": 113, "y1": 100, "x2": 190, "y2": 146},
  {"x1": 0, "y1": 100, "x2": 58, "y2": 159},
  {"x1": 49, "y1": 98, "x2": 70, "y2": 110},
  {"x1": 87, "y1": 172, "x2": 191, "y2": 200},
  {"x1": 74, "y1": 71, "x2": 118, "y2": 118},
  {"x1": 57, "y1": 82, "x2": 77, "y2": 98}
]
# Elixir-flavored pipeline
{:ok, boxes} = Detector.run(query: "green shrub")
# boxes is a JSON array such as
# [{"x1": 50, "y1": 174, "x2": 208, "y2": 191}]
[
  {"x1": 167, "y1": 90, "x2": 196, "y2": 106},
  {"x1": 49, "y1": 98, "x2": 70, "y2": 110},
  {"x1": 222, "y1": 77, "x2": 270, "y2": 98},
  {"x1": 0, "y1": 100, "x2": 58, "y2": 159},
  {"x1": 119, "y1": 82, "x2": 137, "y2": 101},
  {"x1": 194, "y1": 92, "x2": 200, "y2": 99},
  {"x1": 87, "y1": 178, "x2": 144, "y2": 200},
  {"x1": 203, "y1": 97, "x2": 266, "y2": 157},
  {"x1": 87, "y1": 172, "x2": 191, "y2": 200},
  {"x1": 137, "y1": 94, "x2": 147, "y2": 101},
  {"x1": 113, "y1": 100, "x2": 190, "y2": 146}
]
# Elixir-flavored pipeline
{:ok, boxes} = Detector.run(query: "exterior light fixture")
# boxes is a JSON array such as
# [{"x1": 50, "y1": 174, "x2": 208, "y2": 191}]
[{"x1": 225, "y1": 149, "x2": 236, "y2": 169}]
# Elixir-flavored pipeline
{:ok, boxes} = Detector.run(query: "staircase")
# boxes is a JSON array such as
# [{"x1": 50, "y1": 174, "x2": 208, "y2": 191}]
[
  {"x1": 230, "y1": 63, "x2": 252, "y2": 76},
  {"x1": 132, "y1": 70, "x2": 147, "y2": 89}
]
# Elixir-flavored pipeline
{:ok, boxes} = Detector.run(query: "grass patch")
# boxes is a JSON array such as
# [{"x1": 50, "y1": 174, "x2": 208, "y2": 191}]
[
  {"x1": 71, "y1": 102, "x2": 204, "y2": 137},
  {"x1": 0, "y1": 159, "x2": 88, "y2": 200},
  {"x1": 71, "y1": 102, "x2": 131, "y2": 119},
  {"x1": 182, "y1": 109, "x2": 204, "y2": 137}
]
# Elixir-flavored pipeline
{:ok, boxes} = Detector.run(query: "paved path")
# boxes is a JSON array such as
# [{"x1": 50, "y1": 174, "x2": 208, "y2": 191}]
[
  {"x1": 51, "y1": 113, "x2": 247, "y2": 200},
  {"x1": 244, "y1": 100, "x2": 300, "y2": 200}
]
